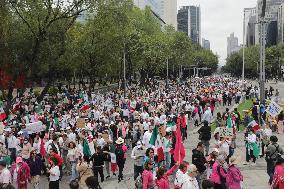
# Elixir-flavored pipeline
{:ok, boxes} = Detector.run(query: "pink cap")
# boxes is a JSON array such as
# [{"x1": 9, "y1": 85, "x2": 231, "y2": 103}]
[{"x1": 16, "y1": 157, "x2": 23, "y2": 164}]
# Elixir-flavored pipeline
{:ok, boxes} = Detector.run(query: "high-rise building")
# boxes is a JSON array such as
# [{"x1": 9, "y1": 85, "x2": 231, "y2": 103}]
[
  {"x1": 177, "y1": 6, "x2": 190, "y2": 36},
  {"x1": 158, "y1": 0, "x2": 177, "y2": 29},
  {"x1": 189, "y1": 6, "x2": 201, "y2": 44},
  {"x1": 255, "y1": 0, "x2": 284, "y2": 46},
  {"x1": 202, "y1": 38, "x2": 210, "y2": 49},
  {"x1": 227, "y1": 33, "x2": 241, "y2": 57},
  {"x1": 278, "y1": 3, "x2": 284, "y2": 43},
  {"x1": 244, "y1": 8, "x2": 257, "y2": 47},
  {"x1": 177, "y1": 5, "x2": 201, "y2": 44},
  {"x1": 133, "y1": 0, "x2": 160, "y2": 15}
]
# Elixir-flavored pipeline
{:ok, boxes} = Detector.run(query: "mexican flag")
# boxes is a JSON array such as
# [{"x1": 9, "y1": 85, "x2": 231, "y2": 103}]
[
  {"x1": 226, "y1": 114, "x2": 233, "y2": 128},
  {"x1": 149, "y1": 125, "x2": 164, "y2": 162},
  {"x1": 248, "y1": 117, "x2": 260, "y2": 132},
  {"x1": 0, "y1": 108, "x2": 7, "y2": 122}
]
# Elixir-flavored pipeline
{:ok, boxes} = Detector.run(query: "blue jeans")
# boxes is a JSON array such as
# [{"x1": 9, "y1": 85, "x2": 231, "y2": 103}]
[
  {"x1": 164, "y1": 152, "x2": 171, "y2": 170},
  {"x1": 70, "y1": 161, "x2": 78, "y2": 181}
]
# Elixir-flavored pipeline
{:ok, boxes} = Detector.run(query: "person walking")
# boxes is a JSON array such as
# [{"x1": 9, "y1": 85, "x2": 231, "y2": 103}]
[
  {"x1": 142, "y1": 159, "x2": 155, "y2": 189},
  {"x1": 115, "y1": 137, "x2": 127, "y2": 182},
  {"x1": 90, "y1": 147, "x2": 105, "y2": 183},
  {"x1": 28, "y1": 150, "x2": 42, "y2": 189},
  {"x1": 0, "y1": 160, "x2": 11, "y2": 188},
  {"x1": 155, "y1": 162, "x2": 179, "y2": 189},
  {"x1": 77, "y1": 156, "x2": 93, "y2": 189},
  {"x1": 265, "y1": 136, "x2": 284, "y2": 185},
  {"x1": 11, "y1": 157, "x2": 30, "y2": 189},
  {"x1": 180, "y1": 164, "x2": 199, "y2": 189},
  {"x1": 198, "y1": 121, "x2": 211, "y2": 156},
  {"x1": 131, "y1": 141, "x2": 146, "y2": 180},
  {"x1": 271, "y1": 157, "x2": 284, "y2": 189},
  {"x1": 210, "y1": 155, "x2": 227, "y2": 189},
  {"x1": 67, "y1": 141, "x2": 80, "y2": 181},
  {"x1": 192, "y1": 142, "x2": 207, "y2": 186},
  {"x1": 226, "y1": 156, "x2": 243, "y2": 189},
  {"x1": 48, "y1": 158, "x2": 60, "y2": 189},
  {"x1": 174, "y1": 161, "x2": 189, "y2": 189}
]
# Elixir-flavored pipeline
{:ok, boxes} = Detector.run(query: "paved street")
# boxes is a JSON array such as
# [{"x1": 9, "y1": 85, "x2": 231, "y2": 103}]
[{"x1": 22, "y1": 81, "x2": 284, "y2": 189}]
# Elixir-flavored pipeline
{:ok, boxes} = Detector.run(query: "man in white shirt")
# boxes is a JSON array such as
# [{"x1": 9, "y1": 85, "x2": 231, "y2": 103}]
[
  {"x1": 0, "y1": 161, "x2": 11, "y2": 187},
  {"x1": 181, "y1": 164, "x2": 199, "y2": 189},
  {"x1": 66, "y1": 127, "x2": 76, "y2": 142},
  {"x1": 202, "y1": 107, "x2": 213, "y2": 124},
  {"x1": 6, "y1": 129, "x2": 17, "y2": 163},
  {"x1": 142, "y1": 126, "x2": 153, "y2": 148}
]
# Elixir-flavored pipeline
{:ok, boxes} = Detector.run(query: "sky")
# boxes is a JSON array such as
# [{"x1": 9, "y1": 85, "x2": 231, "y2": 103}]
[{"x1": 177, "y1": 0, "x2": 257, "y2": 66}]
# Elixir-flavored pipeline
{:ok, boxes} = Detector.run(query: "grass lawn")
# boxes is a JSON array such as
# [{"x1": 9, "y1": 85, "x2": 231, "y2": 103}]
[{"x1": 210, "y1": 99, "x2": 254, "y2": 132}]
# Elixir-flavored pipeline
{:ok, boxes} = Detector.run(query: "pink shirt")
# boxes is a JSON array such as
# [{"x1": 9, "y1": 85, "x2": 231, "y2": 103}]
[
  {"x1": 143, "y1": 170, "x2": 154, "y2": 189},
  {"x1": 210, "y1": 162, "x2": 227, "y2": 184},
  {"x1": 155, "y1": 165, "x2": 178, "y2": 189}
]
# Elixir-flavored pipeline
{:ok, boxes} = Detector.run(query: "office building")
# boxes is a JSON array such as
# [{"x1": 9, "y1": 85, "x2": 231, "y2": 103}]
[
  {"x1": 278, "y1": 3, "x2": 284, "y2": 43},
  {"x1": 159, "y1": 0, "x2": 177, "y2": 29},
  {"x1": 202, "y1": 38, "x2": 210, "y2": 49},
  {"x1": 177, "y1": 6, "x2": 190, "y2": 36},
  {"x1": 133, "y1": 0, "x2": 160, "y2": 15},
  {"x1": 244, "y1": 8, "x2": 257, "y2": 47},
  {"x1": 227, "y1": 33, "x2": 241, "y2": 57},
  {"x1": 189, "y1": 6, "x2": 201, "y2": 44}
]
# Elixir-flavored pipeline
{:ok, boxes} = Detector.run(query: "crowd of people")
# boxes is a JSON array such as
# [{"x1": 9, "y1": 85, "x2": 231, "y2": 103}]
[{"x1": 0, "y1": 76, "x2": 282, "y2": 189}]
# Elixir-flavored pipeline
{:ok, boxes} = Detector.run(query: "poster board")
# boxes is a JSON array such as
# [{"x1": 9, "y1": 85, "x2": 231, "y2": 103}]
[
  {"x1": 266, "y1": 101, "x2": 283, "y2": 118},
  {"x1": 26, "y1": 121, "x2": 46, "y2": 134},
  {"x1": 219, "y1": 127, "x2": 233, "y2": 138},
  {"x1": 76, "y1": 118, "x2": 86, "y2": 128},
  {"x1": 159, "y1": 126, "x2": 166, "y2": 137},
  {"x1": 102, "y1": 133, "x2": 110, "y2": 142}
]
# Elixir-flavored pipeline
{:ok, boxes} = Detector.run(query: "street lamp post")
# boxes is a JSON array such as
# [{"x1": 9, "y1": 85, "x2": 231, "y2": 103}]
[
  {"x1": 259, "y1": 0, "x2": 266, "y2": 104},
  {"x1": 242, "y1": 10, "x2": 245, "y2": 90},
  {"x1": 166, "y1": 58, "x2": 169, "y2": 88},
  {"x1": 123, "y1": 43, "x2": 126, "y2": 98}
]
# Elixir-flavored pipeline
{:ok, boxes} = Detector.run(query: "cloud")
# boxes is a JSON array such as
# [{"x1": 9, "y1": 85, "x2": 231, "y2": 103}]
[{"x1": 178, "y1": 0, "x2": 257, "y2": 66}]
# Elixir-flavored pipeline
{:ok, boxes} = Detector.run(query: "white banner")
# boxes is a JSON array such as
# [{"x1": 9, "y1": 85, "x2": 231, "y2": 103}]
[
  {"x1": 26, "y1": 121, "x2": 46, "y2": 134},
  {"x1": 266, "y1": 101, "x2": 283, "y2": 118}
]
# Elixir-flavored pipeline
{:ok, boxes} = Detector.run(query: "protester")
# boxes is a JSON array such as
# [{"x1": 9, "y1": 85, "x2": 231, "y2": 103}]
[
  {"x1": 265, "y1": 136, "x2": 284, "y2": 184},
  {"x1": 67, "y1": 141, "x2": 80, "y2": 181},
  {"x1": 226, "y1": 156, "x2": 243, "y2": 189},
  {"x1": 271, "y1": 156, "x2": 284, "y2": 189},
  {"x1": 155, "y1": 162, "x2": 179, "y2": 189},
  {"x1": 174, "y1": 161, "x2": 189, "y2": 189},
  {"x1": 115, "y1": 137, "x2": 127, "y2": 182},
  {"x1": 90, "y1": 147, "x2": 105, "y2": 183},
  {"x1": 245, "y1": 127, "x2": 259, "y2": 165},
  {"x1": 210, "y1": 154, "x2": 227, "y2": 189},
  {"x1": 48, "y1": 158, "x2": 60, "y2": 189},
  {"x1": 11, "y1": 157, "x2": 30, "y2": 189},
  {"x1": 142, "y1": 159, "x2": 155, "y2": 189},
  {"x1": 0, "y1": 161, "x2": 11, "y2": 188},
  {"x1": 131, "y1": 140, "x2": 146, "y2": 180},
  {"x1": 192, "y1": 142, "x2": 207, "y2": 186},
  {"x1": 77, "y1": 156, "x2": 93, "y2": 189},
  {"x1": 181, "y1": 164, "x2": 199, "y2": 189},
  {"x1": 28, "y1": 150, "x2": 42, "y2": 189},
  {"x1": 198, "y1": 121, "x2": 211, "y2": 156}
]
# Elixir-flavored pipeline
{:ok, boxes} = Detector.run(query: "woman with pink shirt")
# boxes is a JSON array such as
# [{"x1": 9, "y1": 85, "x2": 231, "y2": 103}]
[
  {"x1": 155, "y1": 162, "x2": 179, "y2": 189},
  {"x1": 142, "y1": 159, "x2": 155, "y2": 189},
  {"x1": 226, "y1": 156, "x2": 243, "y2": 189},
  {"x1": 210, "y1": 155, "x2": 227, "y2": 189}
]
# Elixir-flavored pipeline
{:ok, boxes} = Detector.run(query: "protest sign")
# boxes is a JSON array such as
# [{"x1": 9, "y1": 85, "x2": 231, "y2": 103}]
[
  {"x1": 266, "y1": 101, "x2": 283, "y2": 118},
  {"x1": 219, "y1": 127, "x2": 234, "y2": 138},
  {"x1": 26, "y1": 121, "x2": 46, "y2": 134},
  {"x1": 76, "y1": 118, "x2": 86, "y2": 128},
  {"x1": 159, "y1": 126, "x2": 166, "y2": 137},
  {"x1": 102, "y1": 133, "x2": 110, "y2": 142}
]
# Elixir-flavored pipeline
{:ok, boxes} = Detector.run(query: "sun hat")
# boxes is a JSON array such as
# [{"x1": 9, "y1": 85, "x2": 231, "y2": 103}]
[{"x1": 115, "y1": 137, "x2": 124, "y2": 144}]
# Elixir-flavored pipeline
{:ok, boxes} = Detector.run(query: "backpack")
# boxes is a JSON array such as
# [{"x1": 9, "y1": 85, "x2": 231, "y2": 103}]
[
  {"x1": 265, "y1": 144, "x2": 280, "y2": 163},
  {"x1": 115, "y1": 146, "x2": 124, "y2": 160}
]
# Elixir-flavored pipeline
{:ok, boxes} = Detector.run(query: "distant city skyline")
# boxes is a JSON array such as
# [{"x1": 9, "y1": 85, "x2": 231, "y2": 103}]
[{"x1": 178, "y1": 0, "x2": 257, "y2": 66}]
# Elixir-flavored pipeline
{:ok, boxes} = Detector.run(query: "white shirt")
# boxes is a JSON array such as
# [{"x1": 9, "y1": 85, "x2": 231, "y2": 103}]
[
  {"x1": 247, "y1": 133, "x2": 256, "y2": 143},
  {"x1": 7, "y1": 135, "x2": 17, "y2": 149},
  {"x1": 174, "y1": 169, "x2": 186, "y2": 188},
  {"x1": 142, "y1": 130, "x2": 153, "y2": 148},
  {"x1": 181, "y1": 175, "x2": 199, "y2": 189},
  {"x1": 202, "y1": 109, "x2": 213, "y2": 123},
  {"x1": 68, "y1": 132, "x2": 76, "y2": 142},
  {"x1": 0, "y1": 168, "x2": 11, "y2": 184},
  {"x1": 49, "y1": 165, "x2": 60, "y2": 181}
]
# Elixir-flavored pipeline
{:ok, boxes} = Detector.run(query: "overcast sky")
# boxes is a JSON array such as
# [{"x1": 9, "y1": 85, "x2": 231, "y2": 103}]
[{"x1": 178, "y1": 0, "x2": 257, "y2": 66}]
